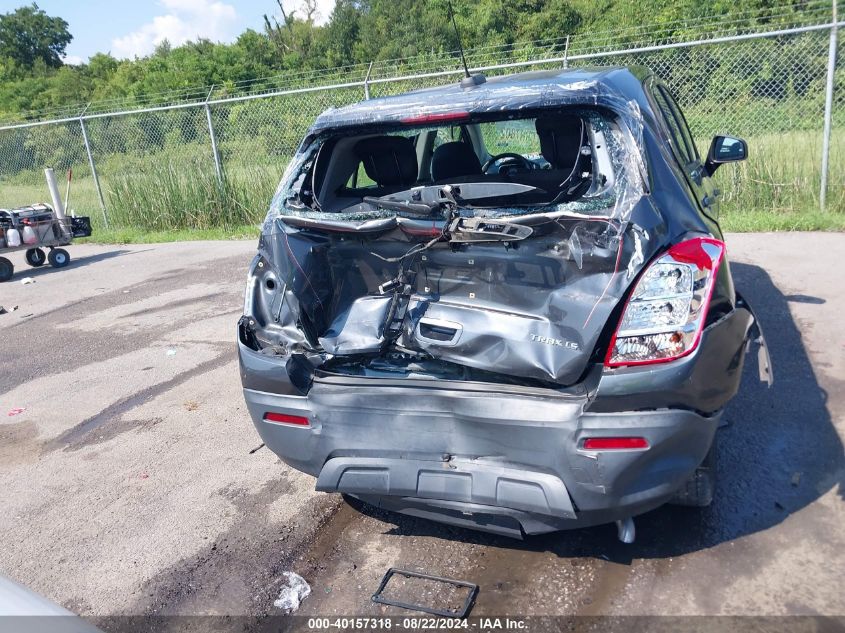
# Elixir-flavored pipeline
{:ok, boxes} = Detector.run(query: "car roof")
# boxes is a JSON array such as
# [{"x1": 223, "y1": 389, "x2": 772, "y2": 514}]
[{"x1": 309, "y1": 66, "x2": 654, "y2": 134}]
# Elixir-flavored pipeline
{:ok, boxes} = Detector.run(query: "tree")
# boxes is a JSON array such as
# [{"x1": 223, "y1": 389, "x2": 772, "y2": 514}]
[
  {"x1": 0, "y1": 3, "x2": 72, "y2": 70},
  {"x1": 264, "y1": 0, "x2": 320, "y2": 65},
  {"x1": 316, "y1": 0, "x2": 362, "y2": 68}
]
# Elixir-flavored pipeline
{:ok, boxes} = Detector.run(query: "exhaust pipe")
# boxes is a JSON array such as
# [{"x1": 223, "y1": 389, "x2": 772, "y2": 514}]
[{"x1": 615, "y1": 517, "x2": 635, "y2": 544}]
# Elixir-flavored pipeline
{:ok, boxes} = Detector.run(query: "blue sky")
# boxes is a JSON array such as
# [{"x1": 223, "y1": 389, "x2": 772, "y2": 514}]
[{"x1": 0, "y1": 0, "x2": 335, "y2": 63}]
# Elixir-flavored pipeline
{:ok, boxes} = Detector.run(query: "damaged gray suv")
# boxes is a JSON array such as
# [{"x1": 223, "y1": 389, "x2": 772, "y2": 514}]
[{"x1": 238, "y1": 67, "x2": 771, "y2": 541}]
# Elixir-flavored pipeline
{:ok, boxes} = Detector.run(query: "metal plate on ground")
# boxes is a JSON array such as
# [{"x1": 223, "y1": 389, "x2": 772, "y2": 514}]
[{"x1": 371, "y1": 568, "x2": 478, "y2": 618}]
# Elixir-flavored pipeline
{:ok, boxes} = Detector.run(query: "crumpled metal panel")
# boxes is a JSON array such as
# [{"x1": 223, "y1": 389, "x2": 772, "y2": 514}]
[
  {"x1": 245, "y1": 70, "x2": 666, "y2": 387},
  {"x1": 253, "y1": 200, "x2": 660, "y2": 386},
  {"x1": 319, "y1": 295, "x2": 393, "y2": 354}
]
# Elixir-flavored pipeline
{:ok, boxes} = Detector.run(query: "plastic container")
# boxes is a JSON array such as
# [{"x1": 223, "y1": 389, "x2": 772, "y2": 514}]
[
  {"x1": 22, "y1": 225, "x2": 37, "y2": 245},
  {"x1": 6, "y1": 228, "x2": 21, "y2": 247}
]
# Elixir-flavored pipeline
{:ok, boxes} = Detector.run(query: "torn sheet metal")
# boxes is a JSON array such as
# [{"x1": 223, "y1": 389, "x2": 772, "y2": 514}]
[
  {"x1": 319, "y1": 295, "x2": 393, "y2": 354},
  {"x1": 249, "y1": 201, "x2": 660, "y2": 386},
  {"x1": 243, "y1": 68, "x2": 662, "y2": 389}
]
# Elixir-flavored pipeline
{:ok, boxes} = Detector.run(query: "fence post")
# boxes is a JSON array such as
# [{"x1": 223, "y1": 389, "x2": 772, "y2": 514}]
[
  {"x1": 364, "y1": 62, "x2": 374, "y2": 100},
  {"x1": 820, "y1": 3, "x2": 838, "y2": 211},
  {"x1": 78, "y1": 105, "x2": 109, "y2": 228},
  {"x1": 563, "y1": 35, "x2": 571, "y2": 68},
  {"x1": 205, "y1": 86, "x2": 224, "y2": 183}
]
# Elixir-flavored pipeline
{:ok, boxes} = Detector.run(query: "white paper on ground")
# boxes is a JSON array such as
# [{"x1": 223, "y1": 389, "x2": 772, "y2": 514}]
[{"x1": 273, "y1": 571, "x2": 311, "y2": 613}]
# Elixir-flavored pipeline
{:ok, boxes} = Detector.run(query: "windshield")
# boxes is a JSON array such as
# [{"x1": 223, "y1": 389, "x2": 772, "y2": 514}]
[{"x1": 269, "y1": 108, "x2": 640, "y2": 222}]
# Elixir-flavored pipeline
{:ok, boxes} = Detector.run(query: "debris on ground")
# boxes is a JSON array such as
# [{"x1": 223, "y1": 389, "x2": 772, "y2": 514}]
[
  {"x1": 791, "y1": 472, "x2": 802, "y2": 487},
  {"x1": 7, "y1": 407, "x2": 26, "y2": 417},
  {"x1": 183, "y1": 400, "x2": 199, "y2": 411},
  {"x1": 20, "y1": 277, "x2": 35, "y2": 285},
  {"x1": 166, "y1": 349, "x2": 177, "y2": 356},
  {"x1": 372, "y1": 568, "x2": 478, "y2": 618},
  {"x1": 273, "y1": 572, "x2": 311, "y2": 613}
]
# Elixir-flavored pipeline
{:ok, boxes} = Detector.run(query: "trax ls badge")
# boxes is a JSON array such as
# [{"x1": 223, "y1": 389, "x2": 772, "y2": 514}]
[{"x1": 529, "y1": 333, "x2": 580, "y2": 350}]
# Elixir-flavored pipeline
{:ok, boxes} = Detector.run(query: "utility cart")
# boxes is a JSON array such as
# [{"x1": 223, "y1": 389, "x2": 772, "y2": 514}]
[{"x1": 0, "y1": 203, "x2": 92, "y2": 282}]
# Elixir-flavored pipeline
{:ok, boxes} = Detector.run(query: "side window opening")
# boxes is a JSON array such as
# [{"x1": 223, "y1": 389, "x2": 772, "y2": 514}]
[
  {"x1": 342, "y1": 134, "x2": 418, "y2": 193},
  {"x1": 658, "y1": 86, "x2": 699, "y2": 163},
  {"x1": 432, "y1": 126, "x2": 465, "y2": 149},
  {"x1": 345, "y1": 162, "x2": 377, "y2": 189},
  {"x1": 479, "y1": 119, "x2": 542, "y2": 159},
  {"x1": 653, "y1": 86, "x2": 697, "y2": 167}
]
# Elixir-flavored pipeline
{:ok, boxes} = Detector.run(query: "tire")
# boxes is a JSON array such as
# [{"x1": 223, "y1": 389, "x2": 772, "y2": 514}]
[
  {"x1": 0, "y1": 257, "x2": 13, "y2": 282},
  {"x1": 669, "y1": 434, "x2": 717, "y2": 507},
  {"x1": 48, "y1": 248, "x2": 70, "y2": 268},
  {"x1": 25, "y1": 248, "x2": 46, "y2": 267}
]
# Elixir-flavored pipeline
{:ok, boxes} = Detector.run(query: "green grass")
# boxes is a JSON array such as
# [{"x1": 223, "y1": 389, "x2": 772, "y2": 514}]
[
  {"x1": 713, "y1": 129, "x2": 845, "y2": 216},
  {"x1": 720, "y1": 209, "x2": 845, "y2": 232},
  {"x1": 76, "y1": 225, "x2": 259, "y2": 244},
  {"x1": 1, "y1": 178, "x2": 102, "y2": 217},
  {"x1": 103, "y1": 161, "x2": 277, "y2": 231}
]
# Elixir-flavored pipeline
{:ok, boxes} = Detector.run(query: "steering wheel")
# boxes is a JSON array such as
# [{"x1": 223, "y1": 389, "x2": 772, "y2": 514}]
[{"x1": 482, "y1": 152, "x2": 535, "y2": 175}]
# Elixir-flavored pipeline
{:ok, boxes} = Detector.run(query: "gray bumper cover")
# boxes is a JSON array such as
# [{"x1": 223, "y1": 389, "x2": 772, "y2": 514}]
[
  {"x1": 240, "y1": 307, "x2": 751, "y2": 535},
  {"x1": 315, "y1": 456, "x2": 577, "y2": 519},
  {"x1": 243, "y1": 379, "x2": 719, "y2": 534}
]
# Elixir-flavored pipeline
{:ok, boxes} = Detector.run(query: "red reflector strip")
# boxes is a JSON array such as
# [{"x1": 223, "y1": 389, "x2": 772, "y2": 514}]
[
  {"x1": 263, "y1": 412, "x2": 310, "y2": 427},
  {"x1": 583, "y1": 437, "x2": 649, "y2": 450},
  {"x1": 401, "y1": 111, "x2": 470, "y2": 124},
  {"x1": 667, "y1": 236, "x2": 723, "y2": 271}
]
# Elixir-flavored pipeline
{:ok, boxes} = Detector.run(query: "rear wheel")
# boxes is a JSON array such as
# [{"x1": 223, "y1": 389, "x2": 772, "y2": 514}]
[
  {"x1": 48, "y1": 248, "x2": 70, "y2": 268},
  {"x1": 25, "y1": 247, "x2": 46, "y2": 267},
  {"x1": 0, "y1": 257, "x2": 13, "y2": 282},
  {"x1": 669, "y1": 434, "x2": 717, "y2": 507}
]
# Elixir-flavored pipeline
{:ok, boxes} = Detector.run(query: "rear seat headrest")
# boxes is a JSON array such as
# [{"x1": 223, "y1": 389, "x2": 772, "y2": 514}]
[
  {"x1": 354, "y1": 136, "x2": 418, "y2": 187},
  {"x1": 431, "y1": 141, "x2": 483, "y2": 182},
  {"x1": 535, "y1": 115, "x2": 585, "y2": 170}
]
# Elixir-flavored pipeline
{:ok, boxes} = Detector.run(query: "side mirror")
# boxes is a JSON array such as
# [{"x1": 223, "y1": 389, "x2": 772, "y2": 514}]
[{"x1": 705, "y1": 135, "x2": 747, "y2": 175}]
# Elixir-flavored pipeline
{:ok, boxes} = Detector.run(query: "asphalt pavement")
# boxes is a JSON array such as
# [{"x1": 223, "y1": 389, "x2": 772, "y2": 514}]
[{"x1": 0, "y1": 234, "x2": 842, "y2": 626}]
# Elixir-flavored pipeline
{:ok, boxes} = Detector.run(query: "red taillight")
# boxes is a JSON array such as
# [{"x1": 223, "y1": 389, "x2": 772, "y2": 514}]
[
  {"x1": 583, "y1": 437, "x2": 649, "y2": 450},
  {"x1": 605, "y1": 236, "x2": 725, "y2": 367},
  {"x1": 401, "y1": 111, "x2": 470, "y2": 124},
  {"x1": 263, "y1": 412, "x2": 310, "y2": 427}
]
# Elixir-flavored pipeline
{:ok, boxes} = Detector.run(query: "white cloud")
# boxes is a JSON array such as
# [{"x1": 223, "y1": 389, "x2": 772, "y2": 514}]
[
  {"x1": 111, "y1": 0, "x2": 239, "y2": 59},
  {"x1": 61, "y1": 55, "x2": 84, "y2": 66},
  {"x1": 277, "y1": 0, "x2": 336, "y2": 26}
]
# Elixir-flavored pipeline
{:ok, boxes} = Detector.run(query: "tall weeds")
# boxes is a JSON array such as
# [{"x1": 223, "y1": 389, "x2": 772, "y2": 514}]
[{"x1": 104, "y1": 161, "x2": 278, "y2": 231}]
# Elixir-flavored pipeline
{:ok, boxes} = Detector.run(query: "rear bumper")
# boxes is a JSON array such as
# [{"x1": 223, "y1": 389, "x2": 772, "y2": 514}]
[
  {"x1": 239, "y1": 306, "x2": 751, "y2": 536},
  {"x1": 243, "y1": 378, "x2": 719, "y2": 535}
]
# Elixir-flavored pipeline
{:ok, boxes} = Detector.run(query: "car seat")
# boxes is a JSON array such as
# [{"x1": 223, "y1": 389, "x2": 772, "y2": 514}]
[{"x1": 431, "y1": 141, "x2": 482, "y2": 182}]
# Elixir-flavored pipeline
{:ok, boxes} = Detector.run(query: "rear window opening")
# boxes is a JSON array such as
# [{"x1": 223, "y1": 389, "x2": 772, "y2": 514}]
[{"x1": 273, "y1": 108, "x2": 635, "y2": 221}]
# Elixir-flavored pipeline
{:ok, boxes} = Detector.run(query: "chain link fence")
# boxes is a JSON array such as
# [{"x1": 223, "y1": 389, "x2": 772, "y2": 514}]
[{"x1": 0, "y1": 15, "x2": 841, "y2": 232}]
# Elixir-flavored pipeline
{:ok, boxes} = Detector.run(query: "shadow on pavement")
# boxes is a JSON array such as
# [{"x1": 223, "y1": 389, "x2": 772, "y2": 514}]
[
  {"x1": 3, "y1": 248, "x2": 132, "y2": 281},
  {"x1": 347, "y1": 262, "x2": 844, "y2": 561}
]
